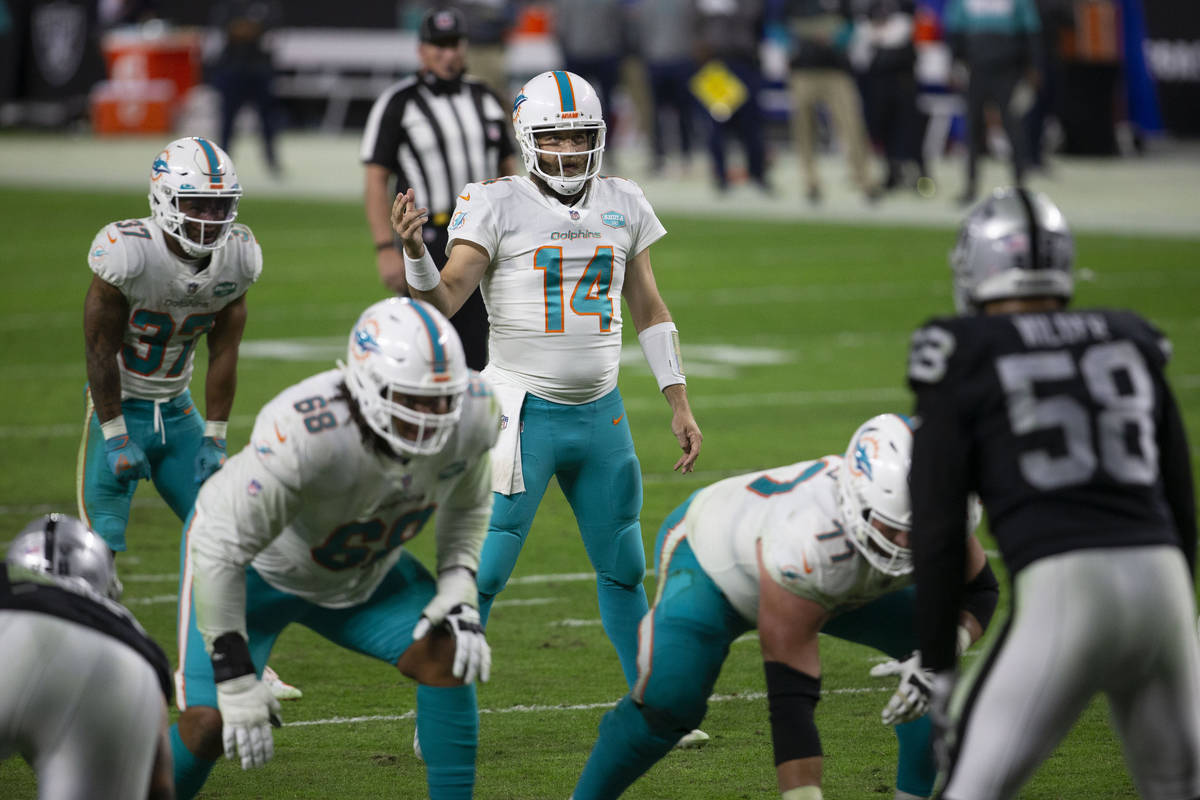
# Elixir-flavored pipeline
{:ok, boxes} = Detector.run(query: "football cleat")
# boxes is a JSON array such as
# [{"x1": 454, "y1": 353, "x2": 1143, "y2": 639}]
[
  {"x1": 674, "y1": 728, "x2": 710, "y2": 749},
  {"x1": 262, "y1": 665, "x2": 303, "y2": 701}
]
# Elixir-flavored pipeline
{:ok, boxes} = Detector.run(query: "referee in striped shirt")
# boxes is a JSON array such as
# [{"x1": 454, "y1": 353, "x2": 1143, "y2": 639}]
[{"x1": 361, "y1": 7, "x2": 515, "y2": 369}]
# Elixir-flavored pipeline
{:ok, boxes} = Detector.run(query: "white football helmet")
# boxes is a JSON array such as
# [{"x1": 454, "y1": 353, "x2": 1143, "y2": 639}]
[
  {"x1": 148, "y1": 136, "x2": 242, "y2": 258},
  {"x1": 838, "y1": 414, "x2": 914, "y2": 576},
  {"x1": 951, "y1": 187, "x2": 1074, "y2": 314},
  {"x1": 6, "y1": 513, "x2": 122, "y2": 601},
  {"x1": 512, "y1": 70, "x2": 606, "y2": 196},
  {"x1": 343, "y1": 298, "x2": 469, "y2": 457}
]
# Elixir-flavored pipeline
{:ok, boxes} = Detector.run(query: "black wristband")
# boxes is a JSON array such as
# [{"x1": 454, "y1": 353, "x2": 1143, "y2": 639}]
[
  {"x1": 961, "y1": 560, "x2": 1000, "y2": 632},
  {"x1": 211, "y1": 632, "x2": 255, "y2": 683},
  {"x1": 375, "y1": 240, "x2": 395, "y2": 252}
]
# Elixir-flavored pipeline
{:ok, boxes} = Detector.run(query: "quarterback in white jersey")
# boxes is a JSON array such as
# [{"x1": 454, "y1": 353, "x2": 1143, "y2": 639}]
[
  {"x1": 572, "y1": 415, "x2": 999, "y2": 800},
  {"x1": 170, "y1": 298, "x2": 498, "y2": 800},
  {"x1": 392, "y1": 70, "x2": 702, "y2": 716},
  {"x1": 79, "y1": 136, "x2": 260, "y2": 554}
]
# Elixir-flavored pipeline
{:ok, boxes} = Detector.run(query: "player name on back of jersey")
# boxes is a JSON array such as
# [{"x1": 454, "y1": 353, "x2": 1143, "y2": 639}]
[{"x1": 1011, "y1": 311, "x2": 1111, "y2": 349}]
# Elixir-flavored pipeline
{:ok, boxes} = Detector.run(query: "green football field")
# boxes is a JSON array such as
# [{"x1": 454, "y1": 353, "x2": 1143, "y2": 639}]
[{"x1": 1, "y1": 186, "x2": 1197, "y2": 798}]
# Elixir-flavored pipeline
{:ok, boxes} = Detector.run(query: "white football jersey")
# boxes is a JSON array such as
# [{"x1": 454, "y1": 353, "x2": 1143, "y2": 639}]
[
  {"x1": 446, "y1": 174, "x2": 666, "y2": 404},
  {"x1": 684, "y1": 456, "x2": 911, "y2": 624},
  {"x1": 87, "y1": 216, "x2": 262, "y2": 401},
  {"x1": 187, "y1": 368, "x2": 499, "y2": 644}
]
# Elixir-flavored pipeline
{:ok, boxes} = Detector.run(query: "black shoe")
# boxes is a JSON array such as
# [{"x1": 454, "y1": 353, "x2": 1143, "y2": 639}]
[{"x1": 806, "y1": 185, "x2": 822, "y2": 205}]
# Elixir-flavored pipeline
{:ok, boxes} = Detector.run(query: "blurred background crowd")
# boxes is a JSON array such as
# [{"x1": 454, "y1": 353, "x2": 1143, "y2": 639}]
[{"x1": 0, "y1": 0, "x2": 1194, "y2": 205}]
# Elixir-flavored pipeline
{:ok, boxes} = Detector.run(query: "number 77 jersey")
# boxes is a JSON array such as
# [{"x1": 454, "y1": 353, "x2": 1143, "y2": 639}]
[
  {"x1": 446, "y1": 174, "x2": 666, "y2": 404},
  {"x1": 907, "y1": 307, "x2": 1183, "y2": 574}
]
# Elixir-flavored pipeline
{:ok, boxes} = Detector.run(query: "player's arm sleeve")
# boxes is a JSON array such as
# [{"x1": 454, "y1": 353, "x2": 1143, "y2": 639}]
[
  {"x1": 189, "y1": 453, "x2": 301, "y2": 652},
  {"x1": 445, "y1": 184, "x2": 500, "y2": 261},
  {"x1": 433, "y1": 451, "x2": 494, "y2": 575},
  {"x1": 628, "y1": 183, "x2": 667, "y2": 257},
  {"x1": 908, "y1": 326, "x2": 972, "y2": 672},
  {"x1": 1158, "y1": 382, "x2": 1196, "y2": 577}
]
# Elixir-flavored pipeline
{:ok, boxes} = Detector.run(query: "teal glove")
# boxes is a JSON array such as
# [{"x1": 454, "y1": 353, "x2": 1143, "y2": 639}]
[
  {"x1": 105, "y1": 433, "x2": 150, "y2": 484},
  {"x1": 194, "y1": 436, "x2": 227, "y2": 486}
]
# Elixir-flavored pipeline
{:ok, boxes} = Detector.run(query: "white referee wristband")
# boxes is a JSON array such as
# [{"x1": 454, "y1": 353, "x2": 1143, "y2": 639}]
[
  {"x1": 204, "y1": 420, "x2": 228, "y2": 440},
  {"x1": 404, "y1": 247, "x2": 442, "y2": 292},
  {"x1": 637, "y1": 321, "x2": 686, "y2": 391},
  {"x1": 100, "y1": 415, "x2": 128, "y2": 440}
]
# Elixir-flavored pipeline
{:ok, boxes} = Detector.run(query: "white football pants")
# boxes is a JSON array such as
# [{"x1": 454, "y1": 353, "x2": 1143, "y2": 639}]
[
  {"x1": 941, "y1": 545, "x2": 1200, "y2": 800},
  {"x1": 0, "y1": 611, "x2": 164, "y2": 800}
]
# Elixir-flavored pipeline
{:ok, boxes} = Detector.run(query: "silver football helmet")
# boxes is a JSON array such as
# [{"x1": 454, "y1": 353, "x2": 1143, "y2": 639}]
[
  {"x1": 951, "y1": 187, "x2": 1074, "y2": 314},
  {"x1": 838, "y1": 414, "x2": 914, "y2": 576},
  {"x1": 6, "y1": 514, "x2": 122, "y2": 600},
  {"x1": 512, "y1": 70, "x2": 606, "y2": 196},
  {"x1": 343, "y1": 297, "x2": 469, "y2": 457},
  {"x1": 148, "y1": 136, "x2": 242, "y2": 257}
]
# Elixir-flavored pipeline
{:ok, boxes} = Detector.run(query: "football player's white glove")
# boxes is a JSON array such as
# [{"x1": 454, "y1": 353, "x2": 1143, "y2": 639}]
[
  {"x1": 216, "y1": 673, "x2": 283, "y2": 769},
  {"x1": 872, "y1": 651, "x2": 934, "y2": 726},
  {"x1": 413, "y1": 566, "x2": 491, "y2": 684}
]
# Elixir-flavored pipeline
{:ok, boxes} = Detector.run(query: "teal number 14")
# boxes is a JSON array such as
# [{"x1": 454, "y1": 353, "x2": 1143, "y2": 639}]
[{"x1": 534, "y1": 246, "x2": 615, "y2": 332}]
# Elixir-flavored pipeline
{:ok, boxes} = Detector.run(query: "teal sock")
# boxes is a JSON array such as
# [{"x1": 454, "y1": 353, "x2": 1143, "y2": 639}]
[
  {"x1": 895, "y1": 715, "x2": 936, "y2": 798},
  {"x1": 170, "y1": 723, "x2": 216, "y2": 800},
  {"x1": 596, "y1": 579, "x2": 648, "y2": 688},
  {"x1": 572, "y1": 695, "x2": 678, "y2": 800},
  {"x1": 416, "y1": 684, "x2": 478, "y2": 800}
]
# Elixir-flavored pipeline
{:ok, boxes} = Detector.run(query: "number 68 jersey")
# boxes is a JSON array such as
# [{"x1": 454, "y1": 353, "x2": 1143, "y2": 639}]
[
  {"x1": 908, "y1": 308, "x2": 1186, "y2": 575},
  {"x1": 87, "y1": 217, "x2": 262, "y2": 401},
  {"x1": 446, "y1": 175, "x2": 666, "y2": 404}
]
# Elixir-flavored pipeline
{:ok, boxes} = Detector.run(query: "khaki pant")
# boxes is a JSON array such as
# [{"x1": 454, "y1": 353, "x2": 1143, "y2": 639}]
[{"x1": 789, "y1": 68, "x2": 874, "y2": 192}]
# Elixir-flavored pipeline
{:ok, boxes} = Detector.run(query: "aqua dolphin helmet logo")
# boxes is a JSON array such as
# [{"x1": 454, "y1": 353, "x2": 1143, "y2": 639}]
[
  {"x1": 354, "y1": 326, "x2": 382, "y2": 357},
  {"x1": 854, "y1": 441, "x2": 874, "y2": 480},
  {"x1": 512, "y1": 92, "x2": 528, "y2": 120}
]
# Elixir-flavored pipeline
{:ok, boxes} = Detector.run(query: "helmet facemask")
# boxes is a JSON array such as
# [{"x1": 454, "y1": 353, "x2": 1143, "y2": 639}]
[{"x1": 521, "y1": 123, "x2": 606, "y2": 196}]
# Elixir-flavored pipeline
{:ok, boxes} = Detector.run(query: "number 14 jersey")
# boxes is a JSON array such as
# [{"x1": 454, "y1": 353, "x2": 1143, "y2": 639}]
[{"x1": 446, "y1": 175, "x2": 666, "y2": 404}]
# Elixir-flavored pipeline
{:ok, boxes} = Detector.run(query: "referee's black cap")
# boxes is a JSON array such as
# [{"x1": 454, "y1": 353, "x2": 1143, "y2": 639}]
[{"x1": 419, "y1": 7, "x2": 466, "y2": 45}]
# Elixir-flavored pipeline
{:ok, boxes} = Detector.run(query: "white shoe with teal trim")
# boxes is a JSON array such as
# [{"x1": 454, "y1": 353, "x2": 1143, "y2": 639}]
[
  {"x1": 674, "y1": 728, "x2": 710, "y2": 749},
  {"x1": 262, "y1": 665, "x2": 303, "y2": 700}
]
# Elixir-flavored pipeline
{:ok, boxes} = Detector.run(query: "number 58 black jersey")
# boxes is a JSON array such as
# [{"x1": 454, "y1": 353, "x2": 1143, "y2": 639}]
[{"x1": 907, "y1": 308, "x2": 1196, "y2": 576}]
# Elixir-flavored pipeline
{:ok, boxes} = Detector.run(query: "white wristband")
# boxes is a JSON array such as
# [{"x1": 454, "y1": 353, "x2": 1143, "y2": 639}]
[
  {"x1": 404, "y1": 247, "x2": 442, "y2": 292},
  {"x1": 204, "y1": 420, "x2": 228, "y2": 440},
  {"x1": 100, "y1": 416, "x2": 128, "y2": 440},
  {"x1": 637, "y1": 321, "x2": 686, "y2": 391},
  {"x1": 782, "y1": 787, "x2": 822, "y2": 800}
]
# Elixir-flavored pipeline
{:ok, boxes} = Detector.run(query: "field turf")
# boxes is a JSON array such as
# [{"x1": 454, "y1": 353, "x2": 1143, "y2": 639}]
[{"x1": 1, "y1": 186, "x2": 1196, "y2": 798}]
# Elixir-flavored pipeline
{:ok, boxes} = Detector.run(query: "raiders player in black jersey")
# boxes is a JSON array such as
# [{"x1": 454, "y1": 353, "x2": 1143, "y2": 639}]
[
  {"x1": 0, "y1": 514, "x2": 174, "y2": 800},
  {"x1": 907, "y1": 187, "x2": 1200, "y2": 799}
]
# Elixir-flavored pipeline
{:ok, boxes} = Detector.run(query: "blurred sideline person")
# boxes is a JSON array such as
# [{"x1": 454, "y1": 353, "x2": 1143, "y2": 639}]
[
  {"x1": 169, "y1": 298, "x2": 498, "y2": 800},
  {"x1": 909, "y1": 188, "x2": 1200, "y2": 798},
  {"x1": 393, "y1": 70, "x2": 704, "y2": 743},
  {"x1": 0, "y1": 514, "x2": 174, "y2": 800},
  {"x1": 943, "y1": 0, "x2": 1040, "y2": 205},
  {"x1": 209, "y1": 0, "x2": 284, "y2": 176},
  {"x1": 362, "y1": 6, "x2": 516, "y2": 371},
  {"x1": 570, "y1": 414, "x2": 997, "y2": 800},
  {"x1": 78, "y1": 136, "x2": 297, "y2": 701}
]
